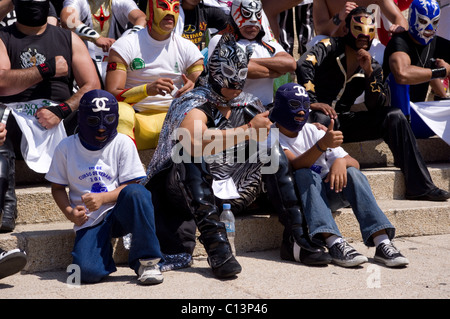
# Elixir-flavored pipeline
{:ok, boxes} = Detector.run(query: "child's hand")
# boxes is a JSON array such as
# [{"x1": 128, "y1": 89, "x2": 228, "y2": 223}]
[
  {"x1": 81, "y1": 193, "x2": 104, "y2": 212},
  {"x1": 319, "y1": 119, "x2": 344, "y2": 149},
  {"x1": 324, "y1": 158, "x2": 347, "y2": 192},
  {"x1": 70, "y1": 205, "x2": 88, "y2": 226}
]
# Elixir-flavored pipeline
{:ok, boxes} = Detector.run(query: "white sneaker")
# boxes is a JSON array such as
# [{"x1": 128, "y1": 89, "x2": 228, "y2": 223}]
[{"x1": 137, "y1": 258, "x2": 163, "y2": 285}]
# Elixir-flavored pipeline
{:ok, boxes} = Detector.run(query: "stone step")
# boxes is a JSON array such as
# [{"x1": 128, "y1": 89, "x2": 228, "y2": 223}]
[
  {"x1": 13, "y1": 163, "x2": 450, "y2": 226},
  {"x1": 14, "y1": 137, "x2": 450, "y2": 185},
  {"x1": 1, "y1": 198, "x2": 449, "y2": 273}
]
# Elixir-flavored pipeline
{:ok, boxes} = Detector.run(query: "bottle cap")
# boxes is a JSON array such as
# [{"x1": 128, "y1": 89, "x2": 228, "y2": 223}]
[{"x1": 223, "y1": 203, "x2": 231, "y2": 210}]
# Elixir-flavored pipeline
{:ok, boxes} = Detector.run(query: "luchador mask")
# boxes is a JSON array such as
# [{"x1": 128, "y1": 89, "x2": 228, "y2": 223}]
[
  {"x1": 78, "y1": 90, "x2": 118, "y2": 150},
  {"x1": 345, "y1": 12, "x2": 376, "y2": 51},
  {"x1": 231, "y1": 0, "x2": 263, "y2": 29},
  {"x1": 208, "y1": 33, "x2": 253, "y2": 97},
  {"x1": 270, "y1": 83, "x2": 310, "y2": 133},
  {"x1": 147, "y1": 0, "x2": 180, "y2": 35},
  {"x1": 89, "y1": 0, "x2": 112, "y2": 37},
  {"x1": 408, "y1": 0, "x2": 440, "y2": 45},
  {"x1": 14, "y1": 0, "x2": 49, "y2": 27}
]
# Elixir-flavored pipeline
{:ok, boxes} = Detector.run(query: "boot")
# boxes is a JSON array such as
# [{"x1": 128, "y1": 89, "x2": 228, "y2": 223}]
[
  {"x1": 176, "y1": 160, "x2": 241, "y2": 278},
  {"x1": 0, "y1": 151, "x2": 16, "y2": 232},
  {"x1": 0, "y1": 153, "x2": 17, "y2": 233},
  {"x1": 263, "y1": 144, "x2": 330, "y2": 265}
]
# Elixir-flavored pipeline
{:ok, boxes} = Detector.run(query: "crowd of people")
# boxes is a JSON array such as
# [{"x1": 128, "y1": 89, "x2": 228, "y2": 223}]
[{"x1": 0, "y1": 0, "x2": 449, "y2": 285}]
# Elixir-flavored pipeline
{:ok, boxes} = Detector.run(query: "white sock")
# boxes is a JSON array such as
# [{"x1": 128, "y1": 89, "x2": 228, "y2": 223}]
[
  {"x1": 373, "y1": 234, "x2": 390, "y2": 247},
  {"x1": 325, "y1": 235, "x2": 344, "y2": 248}
]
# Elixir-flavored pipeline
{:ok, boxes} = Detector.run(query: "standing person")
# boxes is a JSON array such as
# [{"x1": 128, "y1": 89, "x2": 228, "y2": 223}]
[
  {"x1": 45, "y1": 89, "x2": 164, "y2": 285},
  {"x1": 208, "y1": 0, "x2": 296, "y2": 107},
  {"x1": 105, "y1": 0, "x2": 204, "y2": 150},
  {"x1": 144, "y1": 33, "x2": 330, "y2": 279},
  {"x1": 296, "y1": 6, "x2": 449, "y2": 201},
  {"x1": 383, "y1": 0, "x2": 450, "y2": 139},
  {"x1": 272, "y1": 83, "x2": 409, "y2": 267},
  {"x1": 0, "y1": 0, "x2": 100, "y2": 232}
]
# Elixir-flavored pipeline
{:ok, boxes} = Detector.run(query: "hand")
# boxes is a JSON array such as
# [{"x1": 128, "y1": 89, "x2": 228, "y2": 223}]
[
  {"x1": 318, "y1": 119, "x2": 344, "y2": 149},
  {"x1": 94, "y1": 36, "x2": 116, "y2": 52},
  {"x1": 310, "y1": 102, "x2": 338, "y2": 119},
  {"x1": 339, "y1": 2, "x2": 358, "y2": 21},
  {"x1": 175, "y1": 74, "x2": 194, "y2": 98},
  {"x1": 146, "y1": 78, "x2": 175, "y2": 96},
  {"x1": 388, "y1": 24, "x2": 406, "y2": 37},
  {"x1": 356, "y1": 49, "x2": 373, "y2": 76},
  {"x1": 81, "y1": 192, "x2": 104, "y2": 212},
  {"x1": 70, "y1": 205, "x2": 89, "y2": 226},
  {"x1": 54, "y1": 56, "x2": 69, "y2": 78},
  {"x1": 248, "y1": 110, "x2": 272, "y2": 141},
  {"x1": 324, "y1": 158, "x2": 347, "y2": 192},
  {"x1": 35, "y1": 107, "x2": 61, "y2": 130},
  {"x1": 0, "y1": 123, "x2": 6, "y2": 146},
  {"x1": 435, "y1": 58, "x2": 450, "y2": 77}
]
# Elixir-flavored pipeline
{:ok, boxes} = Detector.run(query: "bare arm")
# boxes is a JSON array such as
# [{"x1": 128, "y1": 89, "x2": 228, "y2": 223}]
[
  {"x1": 0, "y1": 0, "x2": 13, "y2": 21},
  {"x1": 127, "y1": 8, "x2": 147, "y2": 27},
  {"x1": 247, "y1": 52, "x2": 296, "y2": 79}
]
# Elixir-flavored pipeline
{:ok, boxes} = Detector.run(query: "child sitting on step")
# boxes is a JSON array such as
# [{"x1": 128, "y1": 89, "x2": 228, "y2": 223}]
[{"x1": 271, "y1": 83, "x2": 409, "y2": 268}]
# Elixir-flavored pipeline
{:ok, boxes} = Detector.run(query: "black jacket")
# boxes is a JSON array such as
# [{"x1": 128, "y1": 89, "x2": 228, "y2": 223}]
[{"x1": 296, "y1": 37, "x2": 387, "y2": 113}]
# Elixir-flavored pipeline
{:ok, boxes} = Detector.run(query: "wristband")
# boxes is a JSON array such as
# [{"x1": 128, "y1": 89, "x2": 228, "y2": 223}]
[
  {"x1": 431, "y1": 67, "x2": 447, "y2": 79},
  {"x1": 46, "y1": 102, "x2": 72, "y2": 119},
  {"x1": 129, "y1": 25, "x2": 144, "y2": 34},
  {"x1": 36, "y1": 57, "x2": 56, "y2": 79},
  {"x1": 315, "y1": 142, "x2": 326, "y2": 153},
  {"x1": 75, "y1": 23, "x2": 101, "y2": 42},
  {"x1": 332, "y1": 13, "x2": 341, "y2": 26}
]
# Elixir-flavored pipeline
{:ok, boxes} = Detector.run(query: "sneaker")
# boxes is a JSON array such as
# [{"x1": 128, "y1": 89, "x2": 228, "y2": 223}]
[
  {"x1": 328, "y1": 240, "x2": 368, "y2": 267},
  {"x1": 280, "y1": 238, "x2": 331, "y2": 266},
  {"x1": 0, "y1": 248, "x2": 27, "y2": 280},
  {"x1": 374, "y1": 242, "x2": 409, "y2": 267},
  {"x1": 211, "y1": 255, "x2": 242, "y2": 279},
  {"x1": 137, "y1": 258, "x2": 164, "y2": 285}
]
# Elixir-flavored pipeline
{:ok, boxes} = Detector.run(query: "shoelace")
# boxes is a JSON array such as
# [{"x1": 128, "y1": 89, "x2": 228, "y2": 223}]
[
  {"x1": 381, "y1": 243, "x2": 400, "y2": 257},
  {"x1": 338, "y1": 241, "x2": 357, "y2": 256}
]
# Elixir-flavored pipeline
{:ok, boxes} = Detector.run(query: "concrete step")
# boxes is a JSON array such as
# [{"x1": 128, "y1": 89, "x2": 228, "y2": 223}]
[
  {"x1": 1, "y1": 198, "x2": 450, "y2": 273},
  {"x1": 14, "y1": 137, "x2": 450, "y2": 185},
  {"x1": 13, "y1": 163, "x2": 450, "y2": 226}
]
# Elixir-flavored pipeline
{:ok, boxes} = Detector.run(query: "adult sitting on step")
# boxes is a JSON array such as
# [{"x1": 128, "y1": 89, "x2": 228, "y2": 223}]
[
  {"x1": 104, "y1": 0, "x2": 204, "y2": 150},
  {"x1": 0, "y1": 0, "x2": 100, "y2": 232},
  {"x1": 296, "y1": 6, "x2": 450, "y2": 202}
]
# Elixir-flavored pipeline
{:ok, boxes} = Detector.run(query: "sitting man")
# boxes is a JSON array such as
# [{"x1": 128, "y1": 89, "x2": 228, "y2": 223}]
[
  {"x1": 105, "y1": 0, "x2": 204, "y2": 150},
  {"x1": 208, "y1": 0, "x2": 297, "y2": 107},
  {"x1": 0, "y1": 0, "x2": 100, "y2": 232},
  {"x1": 296, "y1": 6, "x2": 449, "y2": 201},
  {"x1": 383, "y1": 0, "x2": 450, "y2": 139},
  {"x1": 143, "y1": 33, "x2": 330, "y2": 280}
]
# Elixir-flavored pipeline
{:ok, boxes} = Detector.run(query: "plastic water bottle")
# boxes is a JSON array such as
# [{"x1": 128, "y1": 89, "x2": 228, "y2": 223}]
[{"x1": 220, "y1": 203, "x2": 236, "y2": 256}]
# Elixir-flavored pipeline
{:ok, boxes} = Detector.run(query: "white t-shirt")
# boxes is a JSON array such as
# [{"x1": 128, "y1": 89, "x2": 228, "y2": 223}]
[
  {"x1": 208, "y1": 35, "x2": 285, "y2": 105},
  {"x1": 278, "y1": 123, "x2": 348, "y2": 179},
  {"x1": 111, "y1": 29, "x2": 204, "y2": 112},
  {"x1": 45, "y1": 133, "x2": 146, "y2": 231}
]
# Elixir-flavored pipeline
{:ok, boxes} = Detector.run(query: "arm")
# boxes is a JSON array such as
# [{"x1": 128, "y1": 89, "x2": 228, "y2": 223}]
[
  {"x1": 247, "y1": 52, "x2": 296, "y2": 79},
  {"x1": 261, "y1": 0, "x2": 304, "y2": 41},
  {"x1": 0, "y1": 0, "x2": 13, "y2": 21},
  {"x1": 60, "y1": 6, "x2": 115, "y2": 52},
  {"x1": 0, "y1": 122, "x2": 6, "y2": 146},
  {"x1": 51, "y1": 183, "x2": 88, "y2": 227},
  {"x1": 178, "y1": 108, "x2": 271, "y2": 157},
  {"x1": 313, "y1": 0, "x2": 358, "y2": 37},
  {"x1": 127, "y1": 8, "x2": 147, "y2": 28},
  {"x1": 175, "y1": 58, "x2": 204, "y2": 97},
  {"x1": 375, "y1": 0, "x2": 408, "y2": 32},
  {"x1": 389, "y1": 51, "x2": 450, "y2": 85}
]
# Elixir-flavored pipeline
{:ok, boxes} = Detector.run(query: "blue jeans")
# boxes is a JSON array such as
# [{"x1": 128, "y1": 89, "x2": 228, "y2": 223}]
[
  {"x1": 71, "y1": 184, "x2": 162, "y2": 283},
  {"x1": 294, "y1": 167, "x2": 395, "y2": 246}
]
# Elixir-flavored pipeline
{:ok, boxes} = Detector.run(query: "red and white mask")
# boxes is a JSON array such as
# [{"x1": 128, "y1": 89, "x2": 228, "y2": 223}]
[{"x1": 231, "y1": 0, "x2": 262, "y2": 29}]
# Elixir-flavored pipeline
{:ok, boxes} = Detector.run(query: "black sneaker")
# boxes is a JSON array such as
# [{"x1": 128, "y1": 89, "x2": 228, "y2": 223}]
[
  {"x1": 0, "y1": 248, "x2": 27, "y2": 280},
  {"x1": 374, "y1": 242, "x2": 409, "y2": 267},
  {"x1": 280, "y1": 238, "x2": 331, "y2": 266},
  {"x1": 329, "y1": 240, "x2": 368, "y2": 267},
  {"x1": 405, "y1": 188, "x2": 450, "y2": 201}
]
